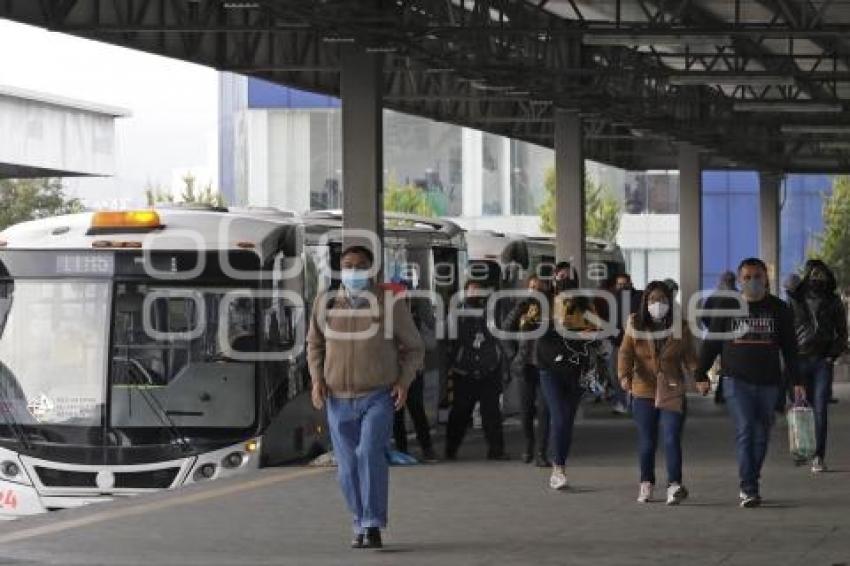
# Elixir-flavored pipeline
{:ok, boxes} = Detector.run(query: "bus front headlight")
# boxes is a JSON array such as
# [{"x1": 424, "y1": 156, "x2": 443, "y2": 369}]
[
  {"x1": 1, "y1": 461, "x2": 19, "y2": 479},
  {"x1": 193, "y1": 463, "x2": 216, "y2": 481},
  {"x1": 221, "y1": 452, "x2": 244, "y2": 469}
]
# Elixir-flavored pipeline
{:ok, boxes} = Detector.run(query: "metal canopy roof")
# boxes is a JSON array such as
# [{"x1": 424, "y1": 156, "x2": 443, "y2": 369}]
[{"x1": 5, "y1": 1, "x2": 850, "y2": 173}]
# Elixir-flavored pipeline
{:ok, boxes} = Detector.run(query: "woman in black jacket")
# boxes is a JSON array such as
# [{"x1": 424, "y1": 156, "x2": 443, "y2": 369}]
[
  {"x1": 787, "y1": 259, "x2": 848, "y2": 472},
  {"x1": 536, "y1": 291, "x2": 598, "y2": 490}
]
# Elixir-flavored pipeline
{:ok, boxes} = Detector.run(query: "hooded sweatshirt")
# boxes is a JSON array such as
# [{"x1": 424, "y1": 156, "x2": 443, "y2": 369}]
[{"x1": 787, "y1": 260, "x2": 848, "y2": 358}]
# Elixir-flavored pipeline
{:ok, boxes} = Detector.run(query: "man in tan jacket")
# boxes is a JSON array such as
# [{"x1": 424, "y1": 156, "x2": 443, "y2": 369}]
[{"x1": 307, "y1": 244, "x2": 424, "y2": 550}]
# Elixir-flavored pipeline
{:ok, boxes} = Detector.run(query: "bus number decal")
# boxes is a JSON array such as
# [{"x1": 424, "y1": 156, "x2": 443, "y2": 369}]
[{"x1": 0, "y1": 489, "x2": 18, "y2": 510}]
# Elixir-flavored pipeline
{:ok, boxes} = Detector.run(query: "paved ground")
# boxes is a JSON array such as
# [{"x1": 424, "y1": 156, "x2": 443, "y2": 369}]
[{"x1": 1, "y1": 386, "x2": 849, "y2": 566}]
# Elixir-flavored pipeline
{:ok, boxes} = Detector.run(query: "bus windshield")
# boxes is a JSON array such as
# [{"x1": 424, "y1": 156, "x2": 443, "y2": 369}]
[
  {"x1": 109, "y1": 283, "x2": 257, "y2": 445},
  {"x1": 0, "y1": 280, "x2": 109, "y2": 437}
]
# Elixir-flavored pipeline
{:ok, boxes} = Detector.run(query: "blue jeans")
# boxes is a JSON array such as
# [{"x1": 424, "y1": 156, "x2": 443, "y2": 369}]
[
  {"x1": 326, "y1": 388, "x2": 394, "y2": 534},
  {"x1": 631, "y1": 397, "x2": 685, "y2": 485},
  {"x1": 539, "y1": 370, "x2": 583, "y2": 466},
  {"x1": 723, "y1": 377, "x2": 780, "y2": 496},
  {"x1": 799, "y1": 356, "x2": 832, "y2": 459}
]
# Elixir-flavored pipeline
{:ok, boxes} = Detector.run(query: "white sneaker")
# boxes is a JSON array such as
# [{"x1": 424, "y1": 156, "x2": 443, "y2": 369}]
[
  {"x1": 637, "y1": 482, "x2": 653, "y2": 503},
  {"x1": 811, "y1": 457, "x2": 826, "y2": 473},
  {"x1": 739, "y1": 493, "x2": 762, "y2": 508},
  {"x1": 611, "y1": 401, "x2": 629, "y2": 415},
  {"x1": 549, "y1": 467, "x2": 568, "y2": 490},
  {"x1": 666, "y1": 483, "x2": 688, "y2": 505}
]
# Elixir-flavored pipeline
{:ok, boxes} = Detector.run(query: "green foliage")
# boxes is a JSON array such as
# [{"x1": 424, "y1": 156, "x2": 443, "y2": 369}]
[
  {"x1": 144, "y1": 172, "x2": 225, "y2": 207},
  {"x1": 810, "y1": 175, "x2": 850, "y2": 290},
  {"x1": 538, "y1": 167, "x2": 622, "y2": 241},
  {"x1": 383, "y1": 176, "x2": 436, "y2": 217},
  {"x1": 144, "y1": 184, "x2": 174, "y2": 206},
  {"x1": 0, "y1": 178, "x2": 83, "y2": 231}
]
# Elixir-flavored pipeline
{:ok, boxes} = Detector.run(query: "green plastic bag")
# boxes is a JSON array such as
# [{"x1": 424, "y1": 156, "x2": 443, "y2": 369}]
[{"x1": 787, "y1": 404, "x2": 816, "y2": 462}]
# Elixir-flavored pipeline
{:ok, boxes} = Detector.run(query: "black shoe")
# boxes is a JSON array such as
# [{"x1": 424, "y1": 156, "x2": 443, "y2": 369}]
[
  {"x1": 829, "y1": 397, "x2": 839, "y2": 404},
  {"x1": 535, "y1": 454, "x2": 551, "y2": 468},
  {"x1": 421, "y1": 447, "x2": 439, "y2": 463},
  {"x1": 444, "y1": 450, "x2": 457, "y2": 461},
  {"x1": 364, "y1": 527, "x2": 383, "y2": 549},
  {"x1": 522, "y1": 452, "x2": 533, "y2": 464},
  {"x1": 487, "y1": 452, "x2": 511, "y2": 461},
  {"x1": 351, "y1": 534, "x2": 365, "y2": 549}
]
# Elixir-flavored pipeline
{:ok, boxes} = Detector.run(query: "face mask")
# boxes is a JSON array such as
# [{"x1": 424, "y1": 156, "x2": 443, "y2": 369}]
[
  {"x1": 341, "y1": 269, "x2": 370, "y2": 292},
  {"x1": 648, "y1": 302, "x2": 670, "y2": 321},
  {"x1": 741, "y1": 279, "x2": 766, "y2": 299}
]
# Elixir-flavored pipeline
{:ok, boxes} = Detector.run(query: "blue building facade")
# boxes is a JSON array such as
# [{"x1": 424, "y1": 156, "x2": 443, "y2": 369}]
[{"x1": 701, "y1": 171, "x2": 832, "y2": 292}]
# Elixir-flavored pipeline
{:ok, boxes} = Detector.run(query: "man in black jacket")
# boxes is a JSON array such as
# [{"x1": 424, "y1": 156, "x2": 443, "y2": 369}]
[
  {"x1": 445, "y1": 281, "x2": 509, "y2": 461},
  {"x1": 697, "y1": 257, "x2": 803, "y2": 508},
  {"x1": 787, "y1": 259, "x2": 848, "y2": 472},
  {"x1": 699, "y1": 271, "x2": 738, "y2": 404}
]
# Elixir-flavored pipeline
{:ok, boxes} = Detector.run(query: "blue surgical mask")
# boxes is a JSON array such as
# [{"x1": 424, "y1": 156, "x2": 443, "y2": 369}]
[
  {"x1": 741, "y1": 279, "x2": 766, "y2": 299},
  {"x1": 341, "y1": 268, "x2": 370, "y2": 292}
]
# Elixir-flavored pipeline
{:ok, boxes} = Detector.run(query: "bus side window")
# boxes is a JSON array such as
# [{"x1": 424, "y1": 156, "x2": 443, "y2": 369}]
[
  {"x1": 259, "y1": 294, "x2": 303, "y2": 411},
  {"x1": 262, "y1": 299, "x2": 296, "y2": 351},
  {"x1": 432, "y1": 247, "x2": 460, "y2": 317},
  {"x1": 0, "y1": 281, "x2": 10, "y2": 322},
  {"x1": 303, "y1": 250, "x2": 319, "y2": 307}
]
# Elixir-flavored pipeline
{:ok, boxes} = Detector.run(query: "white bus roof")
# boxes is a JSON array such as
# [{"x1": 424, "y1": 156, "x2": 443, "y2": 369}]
[
  {"x1": 465, "y1": 230, "x2": 621, "y2": 265},
  {"x1": 0, "y1": 208, "x2": 299, "y2": 262},
  {"x1": 304, "y1": 210, "x2": 463, "y2": 238}
]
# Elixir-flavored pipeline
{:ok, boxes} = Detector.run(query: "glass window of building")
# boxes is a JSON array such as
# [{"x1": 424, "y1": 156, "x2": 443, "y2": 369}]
[
  {"x1": 481, "y1": 133, "x2": 506, "y2": 216},
  {"x1": 383, "y1": 111, "x2": 463, "y2": 217},
  {"x1": 510, "y1": 140, "x2": 552, "y2": 216}
]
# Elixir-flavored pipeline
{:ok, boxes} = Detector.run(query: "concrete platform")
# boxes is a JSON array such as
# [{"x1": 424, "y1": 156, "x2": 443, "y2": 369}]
[{"x1": 1, "y1": 386, "x2": 849, "y2": 566}]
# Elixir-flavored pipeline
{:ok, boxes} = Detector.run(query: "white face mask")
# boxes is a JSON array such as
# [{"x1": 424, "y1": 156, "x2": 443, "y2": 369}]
[{"x1": 648, "y1": 301, "x2": 670, "y2": 321}]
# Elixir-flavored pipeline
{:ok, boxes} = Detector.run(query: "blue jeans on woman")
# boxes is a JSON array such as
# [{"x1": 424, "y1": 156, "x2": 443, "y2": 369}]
[
  {"x1": 539, "y1": 369, "x2": 583, "y2": 466},
  {"x1": 631, "y1": 397, "x2": 685, "y2": 485},
  {"x1": 326, "y1": 388, "x2": 394, "y2": 534},
  {"x1": 799, "y1": 356, "x2": 833, "y2": 459}
]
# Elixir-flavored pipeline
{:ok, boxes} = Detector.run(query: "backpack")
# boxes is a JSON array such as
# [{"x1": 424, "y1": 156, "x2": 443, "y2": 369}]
[{"x1": 451, "y1": 316, "x2": 504, "y2": 377}]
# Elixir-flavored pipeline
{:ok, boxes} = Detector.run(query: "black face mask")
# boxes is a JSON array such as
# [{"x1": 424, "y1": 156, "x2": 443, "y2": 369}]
[
  {"x1": 809, "y1": 280, "x2": 828, "y2": 293},
  {"x1": 466, "y1": 296, "x2": 486, "y2": 308}
]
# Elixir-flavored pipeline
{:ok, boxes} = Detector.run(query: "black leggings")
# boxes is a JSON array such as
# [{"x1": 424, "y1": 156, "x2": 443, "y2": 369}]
[
  {"x1": 445, "y1": 374, "x2": 504, "y2": 457},
  {"x1": 393, "y1": 372, "x2": 433, "y2": 453},
  {"x1": 519, "y1": 365, "x2": 549, "y2": 456}
]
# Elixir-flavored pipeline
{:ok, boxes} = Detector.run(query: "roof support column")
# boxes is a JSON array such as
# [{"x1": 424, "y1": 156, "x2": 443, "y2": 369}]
[
  {"x1": 341, "y1": 46, "x2": 384, "y2": 258},
  {"x1": 678, "y1": 143, "x2": 703, "y2": 307},
  {"x1": 759, "y1": 172, "x2": 782, "y2": 289},
  {"x1": 554, "y1": 108, "x2": 585, "y2": 283}
]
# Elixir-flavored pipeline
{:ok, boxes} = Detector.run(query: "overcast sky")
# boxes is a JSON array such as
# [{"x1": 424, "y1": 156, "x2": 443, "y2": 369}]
[{"x1": 0, "y1": 19, "x2": 218, "y2": 208}]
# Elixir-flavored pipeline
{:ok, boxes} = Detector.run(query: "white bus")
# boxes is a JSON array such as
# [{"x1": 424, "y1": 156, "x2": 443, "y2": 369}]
[
  {"x1": 464, "y1": 230, "x2": 626, "y2": 290},
  {"x1": 0, "y1": 207, "x2": 465, "y2": 516}
]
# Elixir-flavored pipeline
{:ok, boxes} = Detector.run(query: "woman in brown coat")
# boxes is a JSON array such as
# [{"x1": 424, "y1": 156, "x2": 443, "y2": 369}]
[{"x1": 618, "y1": 280, "x2": 707, "y2": 505}]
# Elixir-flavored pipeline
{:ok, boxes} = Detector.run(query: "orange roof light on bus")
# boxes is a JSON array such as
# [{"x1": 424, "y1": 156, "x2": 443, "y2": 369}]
[{"x1": 89, "y1": 210, "x2": 162, "y2": 234}]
